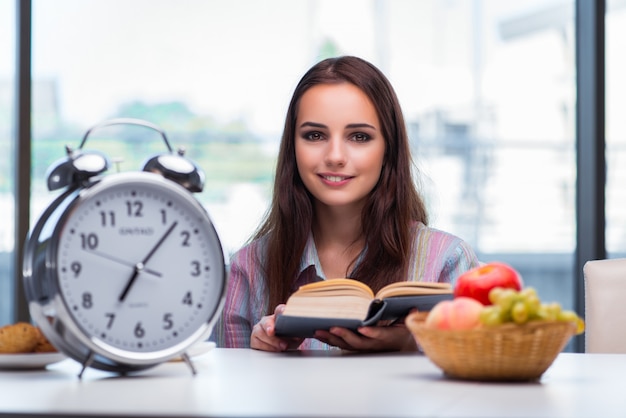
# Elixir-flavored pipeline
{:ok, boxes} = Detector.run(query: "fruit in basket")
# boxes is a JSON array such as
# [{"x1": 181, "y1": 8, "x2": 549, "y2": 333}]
[
  {"x1": 454, "y1": 262, "x2": 523, "y2": 305},
  {"x1": 480, "y1": 286, "x2": 585, "y2": 334},
  {"x1": 425, "y1": 297, "x2": 484, "y2": 330}
]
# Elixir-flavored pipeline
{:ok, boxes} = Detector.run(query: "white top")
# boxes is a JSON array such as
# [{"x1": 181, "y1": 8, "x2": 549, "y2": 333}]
[{"x1": 0, "y1": 349, "x2": 625, "y2": 417}]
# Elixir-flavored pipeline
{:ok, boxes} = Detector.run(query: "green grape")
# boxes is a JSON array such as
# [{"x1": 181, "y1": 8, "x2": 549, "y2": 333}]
[
  {"x1": 557, "y1": 310, "x2": 586, "y2": 334},
  {"x1": 499, "y1": 306, "x2": 513, "y2": 323},
  {"x1": 530, "y1": 304, "x2": 549, "y2": 321},
  {"x1": 542, "y1": 302, "x2": 562, "y2": 321},
  {"x1": 495, "y1": 288, "x2": 518, "y2": 312},
  {"x1": 523, "y1": 294, "x2": 541, "y2": 317},
  {"x1": 519, "y1": 287, "x2": 538, "y2": 299},
  {"x1": 480, "y1": 306, "x2": 503, "y2": 327},
  {"x1": 488, "y1": 287, "x2": 506, "y2": 305},
  {"x1": 511, "y1": 300, "x2": 529, "y2": 324},
  {"x1": 558, "y1": 310, "x2": 579, "y2": 323},
  {"x1": 480, "y1": 287, "x2": 584, "y2": 330},
  {"x1": 575, "y1": 317, "x2": 586, "y2": 334}
]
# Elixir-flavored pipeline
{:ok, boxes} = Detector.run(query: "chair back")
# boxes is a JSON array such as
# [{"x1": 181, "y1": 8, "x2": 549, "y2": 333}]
[{"x1": 584, "y1": 258, "x2": 626, "y2": 353}]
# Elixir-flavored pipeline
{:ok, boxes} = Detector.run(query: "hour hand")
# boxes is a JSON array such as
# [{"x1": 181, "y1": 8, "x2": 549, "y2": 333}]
[
  {"x1": 118, "y1": 221, "x2": 178, "y2": 302},
  {"x1": 118, "y1": 263, "x2": 143, "y2": 302}
]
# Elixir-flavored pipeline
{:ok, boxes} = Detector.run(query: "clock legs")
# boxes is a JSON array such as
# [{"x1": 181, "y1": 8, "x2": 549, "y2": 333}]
[
  {"x1": 78, "y1": 351, "x2": 96, "y2": 379},
  {"x1": 181, "y1": 352, "x2": 197, "y2": 376}
]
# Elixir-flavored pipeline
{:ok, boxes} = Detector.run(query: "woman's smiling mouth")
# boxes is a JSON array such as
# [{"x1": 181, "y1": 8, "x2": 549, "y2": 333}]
[{"x1": 319, "y1": 174, "x2": 353, "y2": 185}]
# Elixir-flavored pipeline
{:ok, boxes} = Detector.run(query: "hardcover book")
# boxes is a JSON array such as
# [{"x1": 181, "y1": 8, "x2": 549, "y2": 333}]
[{"x1": 274, "y1": 278, "x2": 452, "y2": 338}]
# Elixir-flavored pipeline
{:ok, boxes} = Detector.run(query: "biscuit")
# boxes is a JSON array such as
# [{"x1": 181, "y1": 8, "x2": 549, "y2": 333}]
[
  {"x1": 0, "y1": 322, "x2": 40, "y2": 354},
  {"x1": 33, "y1": 327, "x2": 57, "y2": 353}
]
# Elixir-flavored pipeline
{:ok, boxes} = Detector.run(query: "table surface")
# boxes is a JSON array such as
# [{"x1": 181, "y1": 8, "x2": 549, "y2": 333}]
[{"x1": 0, "y1": 348, "x2": 625, "y2": 418}]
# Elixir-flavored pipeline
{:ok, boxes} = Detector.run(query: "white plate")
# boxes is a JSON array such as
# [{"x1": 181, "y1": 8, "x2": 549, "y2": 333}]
[{"x1": 0, "y1": 352, "x2": 67, "y2": 370}]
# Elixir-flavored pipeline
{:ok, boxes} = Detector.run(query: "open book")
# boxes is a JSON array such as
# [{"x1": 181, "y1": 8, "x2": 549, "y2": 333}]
[{"x1": 274, "y1": 278, "x2": 452, "y2": 338}]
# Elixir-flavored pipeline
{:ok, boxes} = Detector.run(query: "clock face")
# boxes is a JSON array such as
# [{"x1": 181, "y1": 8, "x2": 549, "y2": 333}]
[{"x1": 54, "y1": 173, "x2": 224, "y2": 359}]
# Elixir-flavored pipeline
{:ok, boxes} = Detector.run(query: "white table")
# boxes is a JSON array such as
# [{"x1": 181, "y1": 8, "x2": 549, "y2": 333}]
[{"x1": 0, "y1": 349, "x2": 624, "y2": 417}]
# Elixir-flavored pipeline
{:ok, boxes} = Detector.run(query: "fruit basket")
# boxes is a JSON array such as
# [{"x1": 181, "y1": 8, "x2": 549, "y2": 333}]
[{"x1": 406, "y1": 312, "x2": 577, "y2": 382}]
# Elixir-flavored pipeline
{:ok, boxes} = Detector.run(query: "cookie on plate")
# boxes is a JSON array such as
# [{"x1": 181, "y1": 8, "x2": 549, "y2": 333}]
[
  {"x1": 0, "y1": 322, "x2": 40, "y2": 354},
  {"x1": 33, "y1": 327, "x2": 57, "y2": 353}
]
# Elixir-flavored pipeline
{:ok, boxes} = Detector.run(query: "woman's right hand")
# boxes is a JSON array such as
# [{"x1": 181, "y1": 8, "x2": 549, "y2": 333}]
[{"x1": 250, "y1": 304, "x2": 304, "y2": 351}]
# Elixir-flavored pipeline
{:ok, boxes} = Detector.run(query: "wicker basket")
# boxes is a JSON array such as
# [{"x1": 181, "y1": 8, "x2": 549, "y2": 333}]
[{"x1": 406, "y1": 312, "x2": 577, "y2": 382}]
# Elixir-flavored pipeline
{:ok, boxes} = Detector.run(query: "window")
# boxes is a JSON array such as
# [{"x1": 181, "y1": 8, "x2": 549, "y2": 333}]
[
  {"x1": 399, "y1": 1, "x2": 576, "y2": 311},
  {"x1": 606, "y1": 1, "x2": 626, "y2": 257},
  {"x1": 0, "y1": 0, "x2": 16, "y2": 325},
  {"x1": 5, "y1": 2, "x2": 610, "y2": 348}
]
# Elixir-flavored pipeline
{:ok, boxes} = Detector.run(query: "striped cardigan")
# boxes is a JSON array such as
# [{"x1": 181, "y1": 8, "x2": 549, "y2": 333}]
[{"x1": 210, "y1": 222, "x2": 479, "y2": 349}]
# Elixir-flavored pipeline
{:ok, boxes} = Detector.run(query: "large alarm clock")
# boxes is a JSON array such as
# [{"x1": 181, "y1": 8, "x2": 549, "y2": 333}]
[{"x1": 22, "y1": 118, "x2": 226, "y2": 377}]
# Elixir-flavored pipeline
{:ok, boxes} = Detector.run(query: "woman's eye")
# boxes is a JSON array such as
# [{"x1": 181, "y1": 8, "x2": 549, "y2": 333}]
[
  {"x1": 304, "y1": 131, "x2": 323, "y2": 141},
  {"x1": 351, "y1": 133, "x2": 371, "y2": 142}
]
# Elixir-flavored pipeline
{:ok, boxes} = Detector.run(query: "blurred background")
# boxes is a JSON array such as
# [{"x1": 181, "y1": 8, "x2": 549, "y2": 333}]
[{"x1": 1, "y1": 1, "x2": 624, "y2": 349}]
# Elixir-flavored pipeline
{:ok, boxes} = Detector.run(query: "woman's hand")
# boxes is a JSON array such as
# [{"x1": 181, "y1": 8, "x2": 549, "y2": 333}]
[
  {"x1": 250, "y1": 304, "x2": 304, "y2": 351},
  {"x1": 313, "y1": 322, "x2": 418, "y2": 352}
]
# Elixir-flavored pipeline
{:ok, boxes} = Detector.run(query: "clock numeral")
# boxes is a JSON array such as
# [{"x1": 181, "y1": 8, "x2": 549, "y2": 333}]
[
  {"x1": 82, "y1": 292, "x2": 93, "y2": 309},
  {"x1": 70, "y1": 261, "x2": 82, "y2": 277},
  {"x1": 105, "y1": 313, "x2": 115, "y2": 329},
  {"x1": 182, "y1": 291, "x2": 193, "y2": 306},
  {"x1": 80, "y1": 233, "x2": 99, "y2": 250},
  {"x1": 134, "y1": 322, "x2": 145, "y2": 339},
  {"x1": 125, "y1": 200, "x2": 144, "y2": 217},
  {"x1": 163, "y1": 313, "x2": 174, "y2": 330},
  {"x1": 160, "y1": 209, "x2": 167, "y2": 225},
  {"x1": 180, "y1": 230, "x2": 191, "y2": 247},
  {"x1": 99, "y1": 210, "x2": 116, "y2": 227},
  {"x1": 190, "y1": 261, "x2": 201, "y2": 277}
]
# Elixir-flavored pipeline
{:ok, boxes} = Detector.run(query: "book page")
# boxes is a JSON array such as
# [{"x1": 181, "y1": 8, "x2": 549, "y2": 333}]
[
  {"x1": 295, "y1": 278, "x2": 375, "y2": 298},
  {"x1": 282, "y1": 295, "x2": 372, "y2": 320},
  {"x1": 375, "y1": 281, "x2": 452, "y2": 299}
]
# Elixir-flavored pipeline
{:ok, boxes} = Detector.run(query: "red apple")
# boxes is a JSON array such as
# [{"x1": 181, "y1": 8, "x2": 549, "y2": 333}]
[{"x1": 454, "y1": 262, "x2": 523, "y2": 306}]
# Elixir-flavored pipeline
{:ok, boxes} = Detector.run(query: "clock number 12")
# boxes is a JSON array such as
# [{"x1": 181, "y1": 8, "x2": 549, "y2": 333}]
[{"x1": 126, "y1": 200, "x2": 143, "y2": 217}]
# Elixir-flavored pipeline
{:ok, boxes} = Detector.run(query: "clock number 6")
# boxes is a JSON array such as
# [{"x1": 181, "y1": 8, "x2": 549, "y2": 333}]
[{"x1": 134, "y1": 322, "x2": 145, "y2": 339}]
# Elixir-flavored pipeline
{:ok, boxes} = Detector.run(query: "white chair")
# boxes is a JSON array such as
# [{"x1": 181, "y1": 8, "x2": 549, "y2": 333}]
[{"x1": 584, "y1": 258, "x2": 626, "y2": 353}]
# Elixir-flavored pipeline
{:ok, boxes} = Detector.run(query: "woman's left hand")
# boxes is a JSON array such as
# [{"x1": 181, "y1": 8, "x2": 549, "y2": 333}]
[{"x1": 313, "y1": 323, "x2": 418, "y2": 352}]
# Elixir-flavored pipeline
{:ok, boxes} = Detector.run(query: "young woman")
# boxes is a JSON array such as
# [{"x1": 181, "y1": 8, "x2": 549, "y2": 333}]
[{"x1": 211, "y1": 56, "x2": 479, "y2": 351}]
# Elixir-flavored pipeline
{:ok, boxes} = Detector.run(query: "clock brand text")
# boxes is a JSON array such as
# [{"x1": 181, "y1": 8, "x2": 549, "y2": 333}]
[{"x1": 118, "y1": 227, "x2": 155, "y2": 236}]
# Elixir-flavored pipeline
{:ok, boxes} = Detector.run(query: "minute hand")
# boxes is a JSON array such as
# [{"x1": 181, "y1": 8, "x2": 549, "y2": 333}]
[{"x1": 118, "y1": 221, "x2": 178, "y2": 302}]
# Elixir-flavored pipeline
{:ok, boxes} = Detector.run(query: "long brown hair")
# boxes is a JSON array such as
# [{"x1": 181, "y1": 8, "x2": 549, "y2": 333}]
[{"x1": 254, "y1": 56, "x2": 428, "y2": 312}]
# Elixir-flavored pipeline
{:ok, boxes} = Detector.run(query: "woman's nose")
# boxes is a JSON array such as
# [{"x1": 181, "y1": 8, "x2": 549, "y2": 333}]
[{"x1": 324, "y1": 136, "x2": 347, "y2": 166}]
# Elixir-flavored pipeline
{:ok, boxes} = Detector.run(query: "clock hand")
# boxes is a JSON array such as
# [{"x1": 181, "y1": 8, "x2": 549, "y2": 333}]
[
  {"x1": 118, "y1": 265, "x2": 142, "y2": 303},
  {"x1": 87, "y1": 249, "x2": 162, "y2": 277},
  {"x1": 118, "y1": 221, "x2": 178, "y2": 302}
]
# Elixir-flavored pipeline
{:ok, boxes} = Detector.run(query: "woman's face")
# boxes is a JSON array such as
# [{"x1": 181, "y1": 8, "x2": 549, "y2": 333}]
[{"x1": 295, "y1": 82, "x2": 385, "y2": 211}]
